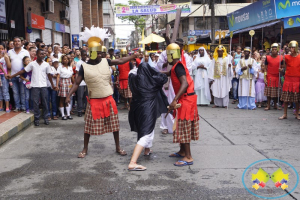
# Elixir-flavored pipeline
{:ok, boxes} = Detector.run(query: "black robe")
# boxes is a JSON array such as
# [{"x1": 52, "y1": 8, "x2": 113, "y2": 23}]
[{"x1": 128, "y1": 62, "x2": 169, "y2": 141}]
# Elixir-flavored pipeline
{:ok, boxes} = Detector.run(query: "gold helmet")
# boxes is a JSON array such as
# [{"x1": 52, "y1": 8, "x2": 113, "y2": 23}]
[
  {"x1": 244, "y1": 47, "x2": 251, "y2": 52},
  {"x1": 79, "y1": 26, "x2": 110, "y2": 60},
  {"x1": 102, "y1": 46, "x2": 107, "y2": 53},
  {"x1": 289, "y1": 41, "x2": 298, "y2": 52},
  {"x1": 213, "y1": 45, "x2": 227, "y2": 60},
  {"x1": 271, "y1": 43, "x2": 279, "y2": 51},
  {"x1": 120, "y1": 48, "x2": 127, "y2": 57},
  {"x1": 144, "y1": 51, "x2": 149, "y2": 56},
  {"x1": 166, "y1": 43, "x2": 181, "y2": 63}
]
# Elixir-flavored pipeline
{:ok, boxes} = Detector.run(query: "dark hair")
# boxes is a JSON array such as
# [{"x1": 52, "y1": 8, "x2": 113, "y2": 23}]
[
  {"x1": 13, "y1": 36, "x2": 21, "y2": 42},
  {"x1": 61, "y1": 54, "x2": 70, "y2": 66},
  {"x1": 36, "y1": 49, "x2": 44, "y2": 55},
  {"x1": 68, "y1": 51, "x2": 75, "y2": 55},
  {"x1": 81, "y1": 50, "x2": 87, "y2": 55},
  {"x1": 63, "y1": 44, "x2": 69, "y2": 47},
  {"x1": 29, "y1": 47, "x2": 36, "y2": 52},
  {"x1": 24, "y1": 42, "x2": 30, "y2": 49},
  {"x1": 22, "y1": 56, "x2": 29, "y2": 63},
  {"x1": 0, "y1": 42, "x2": 6, "y2": 49}
]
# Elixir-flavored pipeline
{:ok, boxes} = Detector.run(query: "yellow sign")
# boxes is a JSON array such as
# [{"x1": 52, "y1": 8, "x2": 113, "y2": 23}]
[{"x1": 249, "y1": 30, "x2": 255, "y2": 36}]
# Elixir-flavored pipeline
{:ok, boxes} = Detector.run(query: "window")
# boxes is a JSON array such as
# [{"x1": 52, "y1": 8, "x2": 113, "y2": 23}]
[{"x1": 182, "y1": 18, "x2": 189, "y2": 33}]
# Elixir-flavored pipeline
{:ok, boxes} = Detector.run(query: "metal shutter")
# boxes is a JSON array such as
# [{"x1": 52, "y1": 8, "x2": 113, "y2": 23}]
[
  {"x1": 54, "y1": 32, "x2": 63, "y2": 46},
  {"x1": 29, "y1": 29, "x2": 41, "y2": 43},
  {"x1": 42, "y1": 29, "x2": 52, "y2": 46},
  {"x1": 286, "y1": 34, "x2": 300, "y2": 44}
]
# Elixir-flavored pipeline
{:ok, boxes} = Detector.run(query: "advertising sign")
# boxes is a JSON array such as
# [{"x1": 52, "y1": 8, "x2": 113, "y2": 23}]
[
  {"x1": 55, "y1": 22, "x2": 65, "y2": 33},
  {"x1": 115, "y1": 2, "x2": 191, "y2": 17},
  {"x1": 227, "y1": 0, "x2": 276, "y2": 31},
  {"x1": 189, "y1": 30, "x2": 211, "y2": 36},
  {"x1": 275, "y1": 0, "x2": 300, "y2": 19},
  {"x1": 72, "y1": 34, "x2": 79, "y2": 48},
  {"x1": 31, "y1": 13, "x2": 45, "y2": 30},
  {"x1": 0, "y1": 0, "x2": 6, "y2": 24},
  {"x1": 187, "y1": 36, "x2": 197, "y2": 44},
  {"x1": 283, "y1": 15, "x2": 300, "y2": 28}
]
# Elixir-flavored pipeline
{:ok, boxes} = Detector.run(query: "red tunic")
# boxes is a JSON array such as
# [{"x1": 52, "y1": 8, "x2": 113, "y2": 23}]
[
  {"x1": 266, "y1": 55, "x2": 282, "y2": 88},
  {"x1": 170, "y1": 61, "x2": 198, "y2": 121},
  {"x1": 118, "y1": 62, "x2": 130, "y2": 89},
  {"x1": 181, "y1": 50, "x2": 187, "y2": 67},
  {"x1": 282, "y1": 54, "x2": 300, "y2": 92}
]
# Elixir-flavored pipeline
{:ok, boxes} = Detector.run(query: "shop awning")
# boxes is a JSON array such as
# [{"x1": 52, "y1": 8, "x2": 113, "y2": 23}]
[{"x1": 233, "y1": 20, "x2": 281, "y2": 34}]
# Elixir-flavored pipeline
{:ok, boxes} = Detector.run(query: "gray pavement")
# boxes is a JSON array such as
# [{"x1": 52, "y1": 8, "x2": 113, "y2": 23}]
[{"x1": 0, "y1": 105, "x2": 299, "y2": 199}]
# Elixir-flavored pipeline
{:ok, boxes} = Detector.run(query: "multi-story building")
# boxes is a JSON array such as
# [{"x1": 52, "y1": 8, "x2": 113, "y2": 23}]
[
  {"x1": 103, "y1": 0, "x2": 115, "y2": 49},
  {"x1": 145, "y1": 0, "x2": 167, "y2": 36},
  {"x1": 115, "y1": 38, "x2": 129, "y2": 50}
]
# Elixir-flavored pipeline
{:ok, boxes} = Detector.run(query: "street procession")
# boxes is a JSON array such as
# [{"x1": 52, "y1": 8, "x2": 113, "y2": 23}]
[{"x1": 0, "y1": 0, "x2": 300, "y2": 199}]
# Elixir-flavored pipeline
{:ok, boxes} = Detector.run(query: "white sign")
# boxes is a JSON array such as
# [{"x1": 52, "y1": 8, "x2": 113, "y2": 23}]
[
  {"x1": 11, "y1": 20, "x2": 15, "y2": 29},
  {"x1": 0, "y1": 0, "x2": 6, "y2": 24},
  {"x1": 45, "y1": 19, "x2": 52, "y2": 29}
]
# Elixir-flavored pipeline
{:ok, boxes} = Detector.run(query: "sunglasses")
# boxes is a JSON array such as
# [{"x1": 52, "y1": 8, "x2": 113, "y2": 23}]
[{"x1": 40, "y1": 45, "x2": 46, "y2": 48}]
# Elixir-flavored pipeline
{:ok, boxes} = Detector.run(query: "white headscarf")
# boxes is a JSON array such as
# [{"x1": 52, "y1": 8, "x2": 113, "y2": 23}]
[{"x1": 192, "y1": 47, "x2": 211, "y2": 102}]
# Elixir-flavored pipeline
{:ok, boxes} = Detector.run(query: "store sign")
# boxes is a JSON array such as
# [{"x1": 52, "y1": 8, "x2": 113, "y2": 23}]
[
  {"x1": 10, "y1": 20, "x2": 15, "y2": 28},
  {"x1": 0, "y1": 0, "x2": 6, "y2": 24},
  {"x1": 115, "y1": 2, "x2": 191, "y2": 16},
  {"x1": 189, "y1": 30, "x2": 211, "y2": 36},
  {"x1": 55, "y1": 22, "x2": 65, "y2": 33},
  {"x1": 283, "y1": 15, "x2": 300, "y2": 29},
  {"x1": 72, "y1": 34, "x2": 79, "y2": 48},
  {"x1": 31, "y1": 13, "x2": 45, "y2": 30},
  {"x1": 275, "y1": 0, "x2": 300, "y2": 18},
  {"x1": 227, "y1": 0, "x2": 276, "y2": 31},
  {"x1": 187, "y1": 36, "x2": 197, "y2": 44}
]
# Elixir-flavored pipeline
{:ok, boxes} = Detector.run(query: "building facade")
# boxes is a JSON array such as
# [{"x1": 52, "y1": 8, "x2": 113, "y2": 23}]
[{"x1": 103, "y1": 0, "x2": 115, "y2": 49}]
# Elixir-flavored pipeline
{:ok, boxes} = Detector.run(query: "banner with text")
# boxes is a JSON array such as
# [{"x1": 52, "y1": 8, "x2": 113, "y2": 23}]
[
  {"x1": 275, "y1": 0, "x2": 300, "y2": 19},
  {"x1": 283, "y1": 15, "x2": 300, "y2": 29},
  {"x1": 115, "y1": 2, "x2": 191, "y2": 17},
  {"x1": 227, "y1": 0, "x2": 276, "y2": 32}
]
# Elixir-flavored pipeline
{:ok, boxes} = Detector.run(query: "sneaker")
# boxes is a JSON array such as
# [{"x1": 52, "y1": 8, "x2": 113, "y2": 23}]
[
  {"x1": 26, "y1": 110, "x2": 30, "y2": 114},
  {"x1": 13, "y1": 108, "x2": 19, "y2": 112},
  {"x1": 6, "y1": 109, "x2": 10, "y2": 113}
]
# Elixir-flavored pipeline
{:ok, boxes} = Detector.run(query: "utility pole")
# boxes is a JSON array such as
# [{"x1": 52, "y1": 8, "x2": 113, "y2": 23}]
[{"x1": 210, "y1": 0, "x2": 215, "y2": 44}]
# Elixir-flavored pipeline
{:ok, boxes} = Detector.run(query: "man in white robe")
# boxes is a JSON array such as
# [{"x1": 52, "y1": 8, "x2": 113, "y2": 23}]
[
  {"x1": 236, "y1": 47, "x2": 258, "y2": 110},
  {"x1": 208, "y1": 45, "x2": 233, "y2": 108},
  {"x1": 192, "y1": 47, "x2": 211, "y2": 105}
]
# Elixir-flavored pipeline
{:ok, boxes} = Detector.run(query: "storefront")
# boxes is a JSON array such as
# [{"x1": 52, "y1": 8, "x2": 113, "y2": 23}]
[
  {"x1": 42, "y1": 19, "x2": 53, "y2": 46},
  {"x1": 64, "y1": 26, "x2": 70, "y2": 46},
  {"x1": 54, "y1": 22, "x2": 64, "y2": 46},
  {"x1": 29, "y1": 13, "x2": 45, "y2": 42}
]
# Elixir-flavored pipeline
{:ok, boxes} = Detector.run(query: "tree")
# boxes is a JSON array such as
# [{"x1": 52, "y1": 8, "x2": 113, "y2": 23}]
[{"x1": 115, "y1": 0, "x2": 146, "y2": 48}]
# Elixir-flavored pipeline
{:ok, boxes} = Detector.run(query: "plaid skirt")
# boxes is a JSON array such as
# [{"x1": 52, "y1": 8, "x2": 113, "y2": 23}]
[
  {"x1": 84, "y1": 102, "x2": 120, "y2": 135},
  {"x1": 58, "y1": 78, "x2": 73, "y2": 97},
  {"x1": 173, "y1": 111, "x2": 200, "y2": 143},
  {"x1": 119, "y1": 86, "x2": 132, "y2": 98},
  {"x1": 281, "y1": 91, "x2": 300, "y2": 102},
  {"x1": 264, "y1": 86, "x2": 281, "y2": 98}
]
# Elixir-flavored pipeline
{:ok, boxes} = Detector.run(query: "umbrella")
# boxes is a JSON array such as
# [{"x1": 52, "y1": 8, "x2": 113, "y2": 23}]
[{"x1": 140, "y1": 33, "x2": 165, "y2": 44}]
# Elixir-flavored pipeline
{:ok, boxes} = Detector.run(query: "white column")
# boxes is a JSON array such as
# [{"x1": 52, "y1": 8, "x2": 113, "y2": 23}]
[{"x1": 69, "y1": 0, "x2": 81, "y2": 46}]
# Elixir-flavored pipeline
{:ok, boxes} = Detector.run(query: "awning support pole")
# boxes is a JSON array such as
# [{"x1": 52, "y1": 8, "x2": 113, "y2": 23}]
[{"x1": 262, "y1": 27, "x2": 264, "y2": 51}]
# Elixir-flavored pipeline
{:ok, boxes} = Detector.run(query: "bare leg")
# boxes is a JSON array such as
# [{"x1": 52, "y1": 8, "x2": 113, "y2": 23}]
[
  {"x1": 295, "y1": 102, "x2": 300, "y2": 119},
  {"x1": 113, "y1": 131, "x2": 127, "y2": 155},
  {"x1": 128, "y1": 144, "x2": 146, "y2": 170},
  {"x1": 174, "y1": 143, "x2": 193, "y2": 165},
  {"x1": 0, "y1": 100, "x2": 3, "y2": 109},
  {"x1": 279, "y1": 102, "x2": 288, "y2": 119},
  {"x1": 5, "y1": 101, "x2": 9, "y2": 110},
  {"x1": 170, "y1": 144, "x2": 185, "y2": 157},
  {"x1": 274, "y1": 98, "x2": 281, "y2": 110},
  {"x1": 59, "y1": 97, "x2": 65, "y2": 107},
  {"x1": 265, "y1": 97, "x2": 271, "y2": 110},
  {"x1": 78, "y1": 133, "x2": 90, "y2": 158}
]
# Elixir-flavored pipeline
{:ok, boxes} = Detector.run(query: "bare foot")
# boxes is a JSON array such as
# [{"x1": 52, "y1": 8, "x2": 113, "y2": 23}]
[
  {"x1": 264, "y1": 107, "x2": 270, "y2": 111},
  {"x1": 212, "y1": 105, "x2": 219, "y2": 108},
  {"x1": 116, "y1": 147, "x2": 127, "y2": 156},
  {"x1": 128, "y1": 161, "x2": 147, "y2": 171},
  {"x1": 78, "y1": 148, "x2": 88, "y2": 158},
  {"x1": 144, "y1": 148, "x2": 152, "y2": 156},
  {"x1": 278, "y1": 115, "x2": 287, "y2": 120}
]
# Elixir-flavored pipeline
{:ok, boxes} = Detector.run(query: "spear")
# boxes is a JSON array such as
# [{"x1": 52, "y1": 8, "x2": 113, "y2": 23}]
[
  {"x1": 248, "y1": 30, "x2": 255, "y2": 110},
  {"x1": 278, "y1": 26, "x2": 283, "y2": 107},
  {"x1": 227, "y1": 31, "x2": 233, "y2": 110}
]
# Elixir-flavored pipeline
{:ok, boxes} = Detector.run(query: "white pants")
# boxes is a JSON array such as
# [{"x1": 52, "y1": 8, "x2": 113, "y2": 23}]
[
  {"x1": 137, "y1": 130, "x2": 154, "y2": 148},
  {"x1": 160, "y1": 114, "x2": 174, "y2": 133},
  {"x1": 214, "y1": 95, "x2": 229, "y2": 107}
]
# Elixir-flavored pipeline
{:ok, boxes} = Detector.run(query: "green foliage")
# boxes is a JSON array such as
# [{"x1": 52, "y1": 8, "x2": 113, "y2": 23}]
[{"x1": 115, "y1": 0, "x2": 146, "y2": 35}]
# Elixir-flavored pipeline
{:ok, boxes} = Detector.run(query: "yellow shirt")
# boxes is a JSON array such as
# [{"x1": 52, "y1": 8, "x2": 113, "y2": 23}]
[{"x1": 264, "y1": 41, "x2": 270, "y2": 49}]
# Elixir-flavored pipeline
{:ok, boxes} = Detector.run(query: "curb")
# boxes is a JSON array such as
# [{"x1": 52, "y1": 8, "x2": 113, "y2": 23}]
[{"x1": 0, "y1": 115, "x2": 34, "y2": 146}]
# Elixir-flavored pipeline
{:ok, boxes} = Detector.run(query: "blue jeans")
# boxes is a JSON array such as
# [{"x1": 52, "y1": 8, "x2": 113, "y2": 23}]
[
  {"x1": 11, "y1": 77, "x2": 25, "y2": 110},
  {"x1": 0, "y1": 74, "x2": 10, "y2": 102},
  {"x1": 232, "y1": 78, "x2": 239, "y2": 100},
  {"x1": 24, "y1": 87, "x2": 31, "y2": 110},
  {"x1": 47, "y1": 87, "x2": 57, "y2": 116}
]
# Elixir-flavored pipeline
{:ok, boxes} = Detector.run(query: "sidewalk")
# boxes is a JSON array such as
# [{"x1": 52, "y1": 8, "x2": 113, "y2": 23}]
[{"x1": 0, "y1": 111, "x2": 34, "y2": 145}]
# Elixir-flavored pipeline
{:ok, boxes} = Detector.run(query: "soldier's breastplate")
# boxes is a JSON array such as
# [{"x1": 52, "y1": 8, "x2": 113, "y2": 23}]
[
  {"x1": 82, "y1": 60, "x2": 113, "y2": 98},
  {"x1": 240, "y1": 59, "x2": 253, "y2": 80}
]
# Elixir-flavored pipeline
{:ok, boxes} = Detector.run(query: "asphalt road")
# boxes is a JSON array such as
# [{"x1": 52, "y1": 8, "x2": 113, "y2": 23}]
[{"x1": 0, "y1": 105, "x2": 299, "y2": 200}]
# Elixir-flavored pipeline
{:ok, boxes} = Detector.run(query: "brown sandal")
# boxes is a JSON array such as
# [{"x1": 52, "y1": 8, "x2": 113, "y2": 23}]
[{"x1": 117, "y1": 149, "x2": 127, "y2": 156}]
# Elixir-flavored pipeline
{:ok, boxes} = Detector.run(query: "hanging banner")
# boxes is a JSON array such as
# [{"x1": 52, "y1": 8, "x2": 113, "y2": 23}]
[
  {"x1": 227, "y1": 0, "x2": 276, "y2": 32},
  {"x1": 55, "y1": 22, "x2": 65, "y2": 33},
  {"x1": 275, "y1": 0, "x2": 300, "y2": 19},
  {"x1": 0, "y1": 0, "x2": 6, "y2": 24},
  {"x1": 115, "y1": 2, "x2": 191, "y2": 17},
  {"x1": 31, "y1": 13, "x2": 45, "y2": 30},
  {"x1": 283, "y1": 15, "x2": 300, "y2": 29},
  {"x1": 72, "y1": 34, "x2": 79, "y2": 48}
]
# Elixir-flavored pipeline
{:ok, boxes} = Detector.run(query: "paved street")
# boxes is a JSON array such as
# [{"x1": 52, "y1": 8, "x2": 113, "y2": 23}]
[{"x1": 0, "y1": 105, "x2": 299, "y2": 199}]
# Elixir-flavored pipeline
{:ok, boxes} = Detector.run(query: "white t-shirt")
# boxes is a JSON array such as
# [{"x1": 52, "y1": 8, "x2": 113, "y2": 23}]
[
  {"x1": 51, "y1": 52, "x2": 62, "y2": 60},
  {"x1": 0, "y1": 57, "x2": 7, "y2": 74},
  {"x1": 24, "y1": 60, "x2": 51, "y2": 88},
  {"x1": 8, "y1": 48, "x2": 30, "y2": 76},
  {"x1": 76, "y1": 60, "x2": 86, "y2": 86},
  {"x1": 47, "y1": 66, "x2": 58, "y2": 88},
  {"x1": 57, "y1": 65, "x2": 73, "y2": 78}
]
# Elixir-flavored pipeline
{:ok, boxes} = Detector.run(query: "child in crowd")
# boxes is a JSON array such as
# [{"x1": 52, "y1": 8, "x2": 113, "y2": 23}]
[
  {"x1": 0, "y1": 43, "x2": 11, "y2": 112},
  {"x1": 57, "y1": 55, "x2": 74, "y2": 120},
  {"x1": 20, "y1": 56, "x2": 32, "y2": 113},
  {"x1": 46, "y1": 57, "x2": 59, "y2": 120},
  {"x1": 255, "y1": 65, "x2": 267, "y2": 108},
  {"x1": 232, "y1": 46, "x2": 242, "y2": 104}
]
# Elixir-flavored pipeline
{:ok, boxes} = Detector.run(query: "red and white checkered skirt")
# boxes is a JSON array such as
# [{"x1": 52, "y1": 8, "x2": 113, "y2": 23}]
[
  {"x1": 84, "y1": 100, "x2": 120, "y2": 135},
  {"x1": 58, "y1": 77, "x2": 73, "y2": 97},
  {"x1": 173, "y1": 110, "x2": 200, "y2": 143},
  {"x1": 118, "y1": 81, "x2": 132, "y2": 98}
]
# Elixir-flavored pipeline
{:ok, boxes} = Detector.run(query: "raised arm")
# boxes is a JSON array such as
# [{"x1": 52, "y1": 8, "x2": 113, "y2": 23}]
[{"x1": 111, "y1": 53, "x2": 138, "y2": 66}]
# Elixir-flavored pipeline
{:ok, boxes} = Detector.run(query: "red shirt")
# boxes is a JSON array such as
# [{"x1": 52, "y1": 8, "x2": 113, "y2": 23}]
[{"x1": 285, "y1": 54, "x2": 300, "y2": 77}]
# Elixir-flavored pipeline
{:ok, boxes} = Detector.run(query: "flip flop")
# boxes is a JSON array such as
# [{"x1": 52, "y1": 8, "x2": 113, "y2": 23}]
[
  {"x1": 169, "y1": 153, "x2": 184, "y2": 157},
  {"x1": 128, "y1": 165, "x2": 147, "y2": 171},
  {"x1": 78, "y1": 152, "x2": 87, "y2": 158},
  {"x1": 117, "y1": 149, "x2": 127, "y2": 156},
  {"x1": 278, "y1": 116, "x2": 287, "y2": 120},
  {"x1": 174, "y1": 160, "x2": 194, "y2": 167}
]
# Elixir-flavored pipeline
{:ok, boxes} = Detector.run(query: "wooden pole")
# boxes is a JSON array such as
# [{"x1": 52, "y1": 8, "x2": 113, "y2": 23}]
[{"x1": 171, "y1": 8, "x2": 182, "y2": 43}]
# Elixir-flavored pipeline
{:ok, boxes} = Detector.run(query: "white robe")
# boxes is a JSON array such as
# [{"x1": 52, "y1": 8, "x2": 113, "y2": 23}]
[
  {"x1": 208, "y1": 57, "x2": 233, "y2": 99},
  {"x1": 236, "y1": 58, "x2": 258, "y2": 98},
  {"x1": 192, "y1": 56, "x2": 211, "y2": 105}
]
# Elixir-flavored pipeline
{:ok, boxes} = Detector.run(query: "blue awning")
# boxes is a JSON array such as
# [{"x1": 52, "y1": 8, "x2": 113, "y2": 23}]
[{"x1": 233, "y1": 20, "x2": 281, "y2": 34}]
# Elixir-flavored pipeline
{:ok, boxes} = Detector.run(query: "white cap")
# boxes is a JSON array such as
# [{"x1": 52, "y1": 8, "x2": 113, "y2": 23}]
[
  {"x1": 52, "y1": 58, "x2": 59, "y2": 63},
  {"x1": 155, "y1": 53, "x2": 159, "y2": 56}
]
